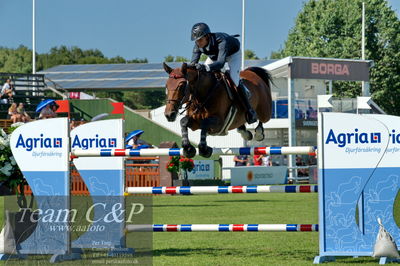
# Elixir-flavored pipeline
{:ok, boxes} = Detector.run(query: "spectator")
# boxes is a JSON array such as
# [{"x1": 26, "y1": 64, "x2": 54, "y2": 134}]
[
  {"x1": 296, "y1": 155, "x2": 308, "y2": 177},
  {"x1": 234, "y1": 155, "x2": 248, "y2": 166},
  {"x1": 16, "y1": 103, "x2": 31, "y2": 122},
  {"x1": 50, "y1": 102, "x2": 59, "y2": 113},
  {"x1": 262, "y1": 155, "x2": 272, "y2": 166},
  {"x1": 126, "y1": 130, "x2": 148, "y2": 149},
  {"x1": 39, "y1": 104, "x2": 56, "y2": 119},
  {"x1": 8, "y1": 103, "x2": 22, "y2": 123},
  {"x1": 1, "y1": 79, "x2": 13, "y2": 104},
  {"x1": 253, "y1": 154, "x2": 263, "y2": 166}
]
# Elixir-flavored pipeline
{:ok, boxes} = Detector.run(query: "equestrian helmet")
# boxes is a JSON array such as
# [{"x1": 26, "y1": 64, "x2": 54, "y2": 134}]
[{"x1": 191, "y1": 23, "x2": 211, "y2": 41}]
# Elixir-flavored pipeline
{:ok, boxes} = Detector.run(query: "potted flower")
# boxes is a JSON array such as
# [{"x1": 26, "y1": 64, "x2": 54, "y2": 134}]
[
  {"x1": 0, "y1": 123, "x2": 27, "y2": 198},
  {"x1": 0, "y1": 123, "x2": 37, "y2": 245},
  {"x1": 166, "y1": 156, "x2": 194, "y2": 186}
]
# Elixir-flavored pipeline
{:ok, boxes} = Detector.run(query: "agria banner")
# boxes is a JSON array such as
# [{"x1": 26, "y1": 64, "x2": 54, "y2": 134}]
[
  {"x1": 318, "y1": 113, "x2": 400, "y2": 257},
  {"x1": 10, "y1": 118, "x2": 70, "y2": 254},
  {"x1": 71, "y1": 119, "x2": 125, "y2": 249}
]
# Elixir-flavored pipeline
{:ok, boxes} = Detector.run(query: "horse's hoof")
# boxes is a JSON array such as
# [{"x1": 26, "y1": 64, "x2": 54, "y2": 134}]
[
  {"x1": 183, "y1": 144, "x2": 196, "y2": 158},
  {"x1": 199, "y1": 145, "x2": 213, "y2": 158},
  {"x1": 254, "y1": 133, "x2": 265, "y2": 142},
  {"x1": 240, "y1": 131, "x2": 253, "y2": 141}
]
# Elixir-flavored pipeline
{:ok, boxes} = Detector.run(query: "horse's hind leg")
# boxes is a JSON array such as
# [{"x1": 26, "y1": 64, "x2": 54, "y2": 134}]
[
  {"x1": 180, "y1": 116, "x2": 196, "y2": 158},
  {"x1": 254, "y1": 121, "x2": 265, "y2": 141},
  {"x1": 237, "y1": 125, "x2": 253, "y2": 141}
]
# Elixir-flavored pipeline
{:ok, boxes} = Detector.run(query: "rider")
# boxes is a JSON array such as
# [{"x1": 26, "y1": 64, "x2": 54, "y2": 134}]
[{"x1": 189, "y1": 22, "x2": 257, "y2": 124}]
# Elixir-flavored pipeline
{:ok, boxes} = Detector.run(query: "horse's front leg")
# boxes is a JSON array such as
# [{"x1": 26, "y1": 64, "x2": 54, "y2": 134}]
[
  {"x1": 180, "y1": 116, "x2": 196, "y2": 158},
  {"x1": 198, "y1": 118, "x2": 216, "y2": 158}
]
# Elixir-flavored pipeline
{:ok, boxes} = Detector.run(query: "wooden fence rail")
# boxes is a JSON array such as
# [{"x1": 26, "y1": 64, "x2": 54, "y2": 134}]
[{"x1": 23, "y1": 157, "x2": 161, "y2": 195}]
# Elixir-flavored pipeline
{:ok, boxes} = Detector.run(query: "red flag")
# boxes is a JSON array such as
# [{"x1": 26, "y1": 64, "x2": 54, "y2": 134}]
[
  {"x1": 55, "y1": 100, "x2": 70, "y2": 113},
  {"x1": 69, "y1": 92, "x2": 80, "y2": 99},
  {"x1": 110, "y1": 102, "x2": 124, "y2": 114}
]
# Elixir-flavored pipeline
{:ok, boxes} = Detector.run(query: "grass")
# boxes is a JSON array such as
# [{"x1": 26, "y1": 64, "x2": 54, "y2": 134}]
[{"x1": 0, "y1": 192, "x2": 398, "y2": 265}]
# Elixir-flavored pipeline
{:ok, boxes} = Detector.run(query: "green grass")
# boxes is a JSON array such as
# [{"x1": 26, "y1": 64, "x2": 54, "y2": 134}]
[
  {"x1": 150, "y1": 193, "x2": 382, "y2": 266},
  {"x1": 0, "y1": 193, "x2": 398, "y2": 265}
]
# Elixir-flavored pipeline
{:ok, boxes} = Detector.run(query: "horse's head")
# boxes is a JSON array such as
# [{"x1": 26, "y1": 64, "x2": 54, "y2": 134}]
[
  {"x1": 163, "y1": 62, "x2": 192, "y2": 122},
  {"x1": 164, "y1": 62, "x2": 217, "y2": 121}
]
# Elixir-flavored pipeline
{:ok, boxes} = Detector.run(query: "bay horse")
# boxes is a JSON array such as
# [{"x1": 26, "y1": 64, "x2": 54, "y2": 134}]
[{"x1": 163, "y1": 62, "x2": 272, "y2": 158}]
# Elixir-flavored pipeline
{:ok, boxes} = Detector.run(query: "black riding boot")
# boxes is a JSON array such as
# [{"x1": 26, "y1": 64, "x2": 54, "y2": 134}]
[{"x1": 238, "y1": 80, "x2": 257, "y2": 124}]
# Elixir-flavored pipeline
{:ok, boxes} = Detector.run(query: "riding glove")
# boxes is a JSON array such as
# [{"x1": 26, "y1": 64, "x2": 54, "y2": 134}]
[{"x1": 195, "y1": 64, "x2": 207, "y2": 72}]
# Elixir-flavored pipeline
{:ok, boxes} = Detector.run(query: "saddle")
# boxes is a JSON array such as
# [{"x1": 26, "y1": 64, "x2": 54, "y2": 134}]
[{"x1": 211, "y1": 71, "x2": 243, "y2": 136}]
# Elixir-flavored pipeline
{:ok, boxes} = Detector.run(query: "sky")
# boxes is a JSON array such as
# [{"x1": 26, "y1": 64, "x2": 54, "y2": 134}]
[{"x1": 2, "y1": 0, "x2": 400, "y2": 63}]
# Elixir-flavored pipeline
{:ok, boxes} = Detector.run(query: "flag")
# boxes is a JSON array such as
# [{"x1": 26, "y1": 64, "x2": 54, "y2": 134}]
[
  {"x1": 110, "y1": 102, "x2": 124, "y2": 114},
  {"x1": 55, "y1": 100, "x2": 70, "y2": 113},
  {"x1": 69, "y1": 92, "x2": 80, "y2": 99}
]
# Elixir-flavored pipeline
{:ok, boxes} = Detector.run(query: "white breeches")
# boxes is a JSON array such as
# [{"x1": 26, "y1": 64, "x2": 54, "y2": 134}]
[{"x1": 204, "y1": 50, "x2": 241, "y2": 86}]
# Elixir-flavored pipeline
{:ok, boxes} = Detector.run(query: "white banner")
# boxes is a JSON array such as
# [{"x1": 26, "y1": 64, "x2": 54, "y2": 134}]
[
  {"x1": 230, "y1": 166, "x2": 288, "y2": 185},
  {"x1": 187, "y1": 160, "x2": 214, "y2": 180}
]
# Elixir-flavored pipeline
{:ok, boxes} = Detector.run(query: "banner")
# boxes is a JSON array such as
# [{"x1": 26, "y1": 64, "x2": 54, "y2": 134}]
[
  {"x1": 230, "y1": 166, "x2": 288, "y2": 185},
  {"x1": 318, "y1": 112, "x2": 400, "y2": 257},
  {"x1": 187, "y1": 160, "x2": 214, "y2": 180},
  {"x1": 71, "y1": 119, "x2": 125, "y2": 248}
]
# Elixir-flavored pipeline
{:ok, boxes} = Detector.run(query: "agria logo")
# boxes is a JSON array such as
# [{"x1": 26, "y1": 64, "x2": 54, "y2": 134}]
[
  {"x1": 72, "y1": 135, "x2": 117, "y2": 150},
  {"x1": 325, "y1": 129, "x2": 381, "y2": 148},
  {"x1": 15, "y1": 134, "x2": 63, "y2": 151}
]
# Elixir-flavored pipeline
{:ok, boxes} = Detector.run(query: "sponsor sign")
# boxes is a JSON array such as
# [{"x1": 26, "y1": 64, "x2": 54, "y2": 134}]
[
  {"x1": 71, "y1": 119, "x2": 125, "y2": 248},
  {"x1": 10, "y1": 118, "x2": 69, "y2": 172},
  {"x1": 230, "y1": 166, "x2": 288, "y2": 185},
  {"x1": 187, "y1": 160, "x2": 214, "y2": 179},
  {"x1": 291, "y1": 58, "x2": 370, "y2": 81},
  {"x1": 318, "y1": 112, "x2": 400, "y2": 256}
]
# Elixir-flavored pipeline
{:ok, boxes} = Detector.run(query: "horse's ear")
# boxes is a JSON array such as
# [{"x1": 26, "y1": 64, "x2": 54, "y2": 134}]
[
  {"x1": 163, "y1": 62, "x2": 172, "y2": 74},
  {"x1": 181, "y1": 63, "x2": 187, "y2": 75}
]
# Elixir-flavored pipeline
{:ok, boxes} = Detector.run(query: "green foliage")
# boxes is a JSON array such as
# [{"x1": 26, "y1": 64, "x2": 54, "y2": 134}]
[
  {"x1": 280, "y1": 0, "x2": 400, "y2": 115},
  {"x1": 94, "y1": 90, "x2": 165, "y2": 109},
  {"x1": 0, "y1": 45, "x2": 148, "y2": 73},
  {"x1": 0, "y1": 124, "x2": 26, "y2": 193},
  {"x1": 166, "y1": 156, "x2": 195, "y2": 173},
  {"x1": 0, "y1": 45, "x2": 33, "y2": 73},
  {"x1": 200, "y1": 54, "x2": 208, "y2": 62},
  {"x1": 244, "y1": 49, "x2": 259, "y2": 60},
  {"x1": 269, "y1": 49, "x2": 285, "y2": 59},
  {"x1": 164, "y1": 55, "x2": 189, "y2": 62},
  {"x1": 164, "y1": 55, "x2": 174, "y2": 62}
]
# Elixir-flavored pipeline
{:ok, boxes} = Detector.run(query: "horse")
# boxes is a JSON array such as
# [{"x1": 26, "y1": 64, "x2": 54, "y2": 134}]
[{"x1": 163, "y1": 62, "x2": 272, "y2": 158}]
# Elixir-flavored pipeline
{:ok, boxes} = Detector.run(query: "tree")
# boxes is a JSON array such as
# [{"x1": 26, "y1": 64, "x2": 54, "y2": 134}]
[
  {"x1": 164, "y1": 55, "x2": 174, "y2": 62},
  {"x1": 0, "y1": 46, "x2": 32, "y2": 73},
  {"x1": 174, "y1": 56, "x2": 189, "y2": 62},
  {"x1": 164, "y1": 55, "x2": 189, "y2": 62},
  {"x1": 280, "y1": 0, "x2": 400, "y2": 114},
  {"x1": 244, "y1": 49, "x2": 259, "y2": 60}
]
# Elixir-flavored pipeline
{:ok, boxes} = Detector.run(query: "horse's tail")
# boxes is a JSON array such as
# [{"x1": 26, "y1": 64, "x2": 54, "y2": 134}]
[{"x1": 245, "y1": 67, "x2": 272, "y2": 87}]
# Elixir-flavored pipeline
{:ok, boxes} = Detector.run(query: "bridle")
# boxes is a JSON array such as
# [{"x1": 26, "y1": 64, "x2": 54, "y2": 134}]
[
  {"x1": 166, "y1": 69, "x2": 221, "y2": 114},
  {"x1": 166, "y1": 73, "x2": 189, "y2": 111}
]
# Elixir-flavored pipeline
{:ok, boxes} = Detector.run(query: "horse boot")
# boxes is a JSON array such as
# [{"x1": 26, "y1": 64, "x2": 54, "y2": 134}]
[{"x1": 238, "y1": 80, "x2": 257, "y2": 124}]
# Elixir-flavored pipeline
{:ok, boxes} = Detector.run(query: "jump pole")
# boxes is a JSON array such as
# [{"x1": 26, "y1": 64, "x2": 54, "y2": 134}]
[
  {"x1": 71, "y1": 146, "x2": 315, "y2": 157},
  {"x1": 126, "y1": 224, "x2": 319, "y2": 232},
  {"x1": 125, "y1": 185, "x2": 318, "y2": 195}
]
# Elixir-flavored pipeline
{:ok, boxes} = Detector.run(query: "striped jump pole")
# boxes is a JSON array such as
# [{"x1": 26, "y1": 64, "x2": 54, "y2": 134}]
[
  {"x1": 126, "y1": 224, "x2": 318, "y2": 232},
  {"x1": 71, "y1": 146, "x2": 315, "y2": 158},
  {"x1": 125, "y1": 185, "x2": 318, "y2": 195}
]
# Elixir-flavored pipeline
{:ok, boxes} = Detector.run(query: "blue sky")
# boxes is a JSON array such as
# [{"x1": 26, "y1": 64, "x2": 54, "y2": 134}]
[{"x1": 2, "y1": 0, "x2": 400, "y2": 63}]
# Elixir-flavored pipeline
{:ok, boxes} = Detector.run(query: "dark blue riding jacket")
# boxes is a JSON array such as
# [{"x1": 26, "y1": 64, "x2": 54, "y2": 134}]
[{"x1": 190, "y1": 32, "x2": 240, "y2": 71}]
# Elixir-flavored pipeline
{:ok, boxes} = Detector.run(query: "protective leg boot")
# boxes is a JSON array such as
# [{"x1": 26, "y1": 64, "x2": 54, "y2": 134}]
[{"x1": 238, "y1": 80, "x2": 257, "y2": 124}]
